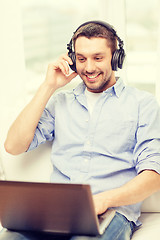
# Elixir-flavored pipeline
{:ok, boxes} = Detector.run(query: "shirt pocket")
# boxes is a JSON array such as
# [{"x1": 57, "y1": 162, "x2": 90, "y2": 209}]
[{"x1": 96, "y1": 118, "x2": 137, "y2": 153}]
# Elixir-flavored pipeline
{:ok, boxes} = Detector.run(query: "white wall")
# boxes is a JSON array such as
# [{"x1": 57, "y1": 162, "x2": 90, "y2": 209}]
[
  {"x1": 156, "y1": 0, "x2": 160, "y2": 104},
  {"x1": 0, "y1": 0, "x2": 52, "y2": 182},
  {"x1": 0, "y1": 0, "x2": 26, "y2": 142},
  {"x1": 0, "y1": 0, "x2": 25, "y2": 174}
]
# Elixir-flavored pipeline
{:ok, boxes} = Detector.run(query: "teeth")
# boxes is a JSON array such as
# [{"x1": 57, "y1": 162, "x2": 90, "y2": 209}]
[{"x1": 87, "y1": 74, "x2": 99, "y2": 79}]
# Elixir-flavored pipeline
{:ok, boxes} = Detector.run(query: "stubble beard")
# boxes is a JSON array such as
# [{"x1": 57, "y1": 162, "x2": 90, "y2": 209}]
[{"x1": 81, "y1": 72, "x2": 112, "y2": 93}]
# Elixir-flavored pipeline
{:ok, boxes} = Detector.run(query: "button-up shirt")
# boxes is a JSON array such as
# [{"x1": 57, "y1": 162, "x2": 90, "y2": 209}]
[{"x1": 28, "y1": 78, "x2": 160, "y2": 225}]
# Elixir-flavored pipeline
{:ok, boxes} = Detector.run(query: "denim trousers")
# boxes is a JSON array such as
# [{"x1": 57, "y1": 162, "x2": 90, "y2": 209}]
[{"x1": 0, "y1": 212, "x2": 135, "y2": 240}]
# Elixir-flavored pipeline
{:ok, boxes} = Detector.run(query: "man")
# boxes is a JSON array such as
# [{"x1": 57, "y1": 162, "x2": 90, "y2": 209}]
[{"x1": 2, "y1": 21, "x2": 160, "y2": 240}]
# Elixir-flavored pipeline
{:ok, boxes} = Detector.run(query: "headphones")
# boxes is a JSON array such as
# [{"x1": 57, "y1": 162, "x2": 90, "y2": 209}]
[{"x1": 67, "y1": 20, "x2": 125, "y2": 72}]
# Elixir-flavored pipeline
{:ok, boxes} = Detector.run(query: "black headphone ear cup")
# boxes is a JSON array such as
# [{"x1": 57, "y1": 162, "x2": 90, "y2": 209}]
[
  {"x1": 111, "y1": 50, "x2": 119, "y2": 71},
  {"x1": 118, "y1": 48, "x2": 125, "y2": 69},
  {"x1": 68, "y1": 52, "x2": 77, "y2": 72},
  {"x1": 111, "y1": 49, "x2": 125, "y2": 71}
]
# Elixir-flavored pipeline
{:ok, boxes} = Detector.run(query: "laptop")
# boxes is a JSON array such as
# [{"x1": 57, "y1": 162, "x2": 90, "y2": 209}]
[{"x1": 0, "y1": 180, "x2": 115, "y2": 236}]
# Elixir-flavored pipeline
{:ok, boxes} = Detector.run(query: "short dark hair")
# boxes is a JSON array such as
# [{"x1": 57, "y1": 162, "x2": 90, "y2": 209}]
[{"x1": 72, "y1": 23, "x2": 118, "y2": 54}]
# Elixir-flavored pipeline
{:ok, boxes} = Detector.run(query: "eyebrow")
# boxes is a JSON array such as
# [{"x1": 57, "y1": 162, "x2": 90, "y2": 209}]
[
  {"x1": 76, "y1": 52, "x2": 105, "y2": 57},
  {"x1": 76, "y1": 53, "x2": 84, "y2": 57}
]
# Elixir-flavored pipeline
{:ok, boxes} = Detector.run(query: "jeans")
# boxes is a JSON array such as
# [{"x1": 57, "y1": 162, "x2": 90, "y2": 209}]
[{"x1": 0, "y1": 212, "x2": 135, "y2": 240}]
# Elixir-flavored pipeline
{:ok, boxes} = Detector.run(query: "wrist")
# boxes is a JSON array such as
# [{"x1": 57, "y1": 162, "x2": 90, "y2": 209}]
[
  {"x1": 103, "y1": 188, "x2": 122, "y2": 209},
  {"x1": 39, "y1": 81, "x2": 57, "y2": 97}
]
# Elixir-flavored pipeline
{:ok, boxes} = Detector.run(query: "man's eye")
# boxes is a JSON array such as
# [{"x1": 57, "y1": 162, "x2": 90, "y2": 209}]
[
  {"x1": 95, "y1": 57, "x2": 103, "y2": 61},
  {"x1": 78, "y1": 58, "x2": 85, "y2": 62}
]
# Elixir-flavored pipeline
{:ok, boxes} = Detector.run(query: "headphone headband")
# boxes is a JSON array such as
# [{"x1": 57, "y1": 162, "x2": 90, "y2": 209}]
[{"x1": 67, "y1": 20, "x2": 125, "y2": 72}]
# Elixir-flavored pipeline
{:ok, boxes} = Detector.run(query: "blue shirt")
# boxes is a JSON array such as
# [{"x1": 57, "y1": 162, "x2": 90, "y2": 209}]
[{"x1": 28, "y1": 78, "x2": 160, "y2": 225}]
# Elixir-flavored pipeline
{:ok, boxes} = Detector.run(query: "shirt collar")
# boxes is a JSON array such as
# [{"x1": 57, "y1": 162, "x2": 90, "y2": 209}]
[
  {"x1": 110, "y1": 77, "x2": 125, "y2": 98},
  {"x1": 73, "y1": 82, "x2": 86, "y2": 96}
]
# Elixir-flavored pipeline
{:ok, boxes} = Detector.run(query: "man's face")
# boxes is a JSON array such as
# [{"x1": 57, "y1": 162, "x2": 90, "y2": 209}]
[{"x1": 75, "y1": 36, "x2": 116, "y2": 93}]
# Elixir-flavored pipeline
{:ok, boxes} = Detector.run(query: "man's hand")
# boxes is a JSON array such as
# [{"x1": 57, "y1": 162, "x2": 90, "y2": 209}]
[
  {"x1": 45, "y1": 54, "x2": 78, "y2": 90},
  {"x1": 92, "y1": 170, "x2": 160, "y2": 216},
  {"x1": 5, "y1": 54, "x2": 77, "y2": 155},
  {"x1": 93, "y1": 192, "x2": 110, "y2": 215}
]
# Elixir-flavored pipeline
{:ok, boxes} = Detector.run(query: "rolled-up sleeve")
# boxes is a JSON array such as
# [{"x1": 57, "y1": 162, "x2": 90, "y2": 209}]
[
  {"x1": 133, "y1": 95, "x2": 160, "y2": 174},
  {"x1": 28, "y1": 105, "x2": 55, "y2": 151}
]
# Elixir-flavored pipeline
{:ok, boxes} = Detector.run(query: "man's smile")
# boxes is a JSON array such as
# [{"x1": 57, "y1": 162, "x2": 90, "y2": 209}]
[{"x1": 84, "y1": 73, "x2": 102, "y2": 82}]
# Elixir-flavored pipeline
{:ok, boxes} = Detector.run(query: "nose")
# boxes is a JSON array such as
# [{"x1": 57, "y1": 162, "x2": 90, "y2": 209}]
[{"x1": 85, "y1": 59, "x2": 96, "y2": 73}]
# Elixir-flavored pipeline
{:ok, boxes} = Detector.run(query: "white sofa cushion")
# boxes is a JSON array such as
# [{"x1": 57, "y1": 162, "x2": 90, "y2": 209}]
[
  {"x1": 141, "y1": 191, "x2": 160, "y2": 212},
  {"x1": 132, "y1": 213, "x2": 160, "y2": 240},
  {"x1": 132, "y1": 191, "x2": 160, "y2": 239}
]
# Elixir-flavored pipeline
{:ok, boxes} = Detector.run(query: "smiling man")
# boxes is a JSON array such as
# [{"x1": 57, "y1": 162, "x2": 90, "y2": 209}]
[
  {"x1": 75, "y1": 37, "x2": 115, "y2": 92},
  {"x1": 3, "y1": 21, "x2": 160, "y2": 240}
]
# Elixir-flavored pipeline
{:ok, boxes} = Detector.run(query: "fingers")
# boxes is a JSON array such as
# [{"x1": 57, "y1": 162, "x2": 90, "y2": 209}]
[
  {"x1": 58, "y1": 60, "x2": 70, "y2": 75},
  {"x1": 61, "y1": 53, "x2": 73, "y2": 66},
  {"x1": 93, "y1": 194, "x2": 108, "y2": 215},
  {"x1": 45, "y1": 54, "x2": 77, "y2": 90},
  {"x1": 54, "y1": 54, "x2": 74, "y2": 76}
]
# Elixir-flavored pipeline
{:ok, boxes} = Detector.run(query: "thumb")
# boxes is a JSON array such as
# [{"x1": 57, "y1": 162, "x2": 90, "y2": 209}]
[{"x1": 67, "y1": 72, "x2": 78, "y2": 82}]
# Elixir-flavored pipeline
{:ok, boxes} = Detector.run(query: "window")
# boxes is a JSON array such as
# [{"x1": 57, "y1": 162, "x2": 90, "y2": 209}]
[
  {"x1": 21, "y1": 0, "x2": 101, "y2": 96},
  {"x1": 21, "y1": 0, "x2": 160, "y2": 100},
  {"x1": 125, "y1": 0, "x2": 159, "y2": 95}
]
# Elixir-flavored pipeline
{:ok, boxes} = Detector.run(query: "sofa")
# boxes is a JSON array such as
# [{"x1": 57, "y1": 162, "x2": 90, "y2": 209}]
[
  {"x1": 132, "y1": 192, "x2": 160, "y2": 239},
  {"x1": 0, "y1": 141, "x2": 160, "y2": 239}
]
